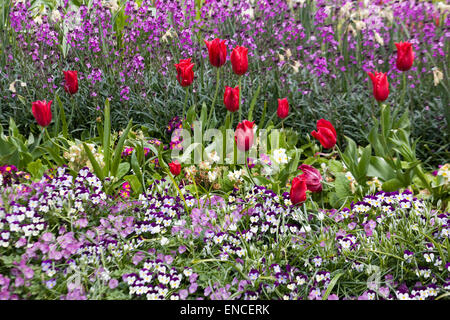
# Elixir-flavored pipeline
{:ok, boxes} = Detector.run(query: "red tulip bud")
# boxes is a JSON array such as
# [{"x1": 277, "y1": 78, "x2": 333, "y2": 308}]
[
  {"x1": 230, "y1": 46, "x2": 248, "y2": 75},
  {"x1": 224, "y1": 86, "x2": 240, "y2": 112},
  {"x1": 368, "y1": 71, "x2": 389, "y2": 102},
  {"x1": 63, "y1": 70, "x2": 78, "y2": 94},
  {"x1": 395, "y1": 42, "x2": 414, "y2": 72},
  {"x1": 290, "y1": 175, "x2": 307, "y2": 205},
  {"x1": 32, "y1": 100, "x2": 52, "y2": 127},
  {"x1": 204, "y1": 38, "x2": 227, "y2": 68},
  {"x1": 277, "y1": 98, "x2": 289, "y2": 119},
  {"x1": 169, "y1": 160, "x2": 181, "y2": 176},
  {"x1": 311, "y1": 119, "x2": 337, "y2": 149},
  {"x1": 174, "y1": 58, "x2": 194, "y2": 87},
  {"x1": 235, "y1": 120, "x2": 255, "y2": 152}
]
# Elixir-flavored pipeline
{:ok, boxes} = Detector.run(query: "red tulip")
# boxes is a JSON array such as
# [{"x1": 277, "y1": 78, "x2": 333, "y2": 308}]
[
  {"x1": 368, "y1": 71, "x2": 389, "y2": 102},
  {"x1": 63, "y1": 70, "x2": 78, "y2": 94},
  {"x1": 169, "y1": 160, "x2": 181, "y2": 176},
  {"x1": 224, "y1": 86, "x2": 239, "y2": 112},
  {"x1": 235, "y1": 120, "x2": 255, "y2": 152},
  {"x1": 290, "y1": 175, "x2": 307, "y2": 205},
  {"x1": 204, "y1": 38, "x2": 227, "y2": 68},
  {"x1": 311, "y1": 119, "x2": 337, "y2": 149},
  {"x1": 395, "y1": 42, "x2": 414, "y2": 72},
  {"x1": 32, "y1": 100, "x2": 52, "y2": 127},
  {"x1": 174, "y1": 58, "x2": 194, "y2": 87},
  {"x1": 298, "y1": 164, "x2": 322, "y2": 193},
  {"x1": 230, "y1": 46, "x2": 248, "y2": 75},
  {"x1": 277, "y1": 98, "x2": 289, "y2": 119}
]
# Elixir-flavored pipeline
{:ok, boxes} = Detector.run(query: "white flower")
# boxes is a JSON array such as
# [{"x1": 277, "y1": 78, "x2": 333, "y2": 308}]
[
  {"x1": 432, "y1": 67, "x2": 443, "y2": 86},
  {"x1": 208, "y1": 150, "x2": 221, "y2": 163},
  {"x1": 354, "y1": 20, "x2": 366, "y2": 31},
  {"x1": 345, "y1": 172, "x2": 355, "y2": 182},
  {"x1": 424, "y1": 253, "x2": 434, "y2": 263},
  {"x1": 373, "y1": 31, "x2": 384, "y2": 46},
  {"x1": 208, "y1": 170, "x2": 218, "y2": 183},
  {"x1": 272, "y1": 149, "x2": 289, "y2": 165},
  {"x1": 227, "y1": 169, "x2": 245, "y2": 182}
]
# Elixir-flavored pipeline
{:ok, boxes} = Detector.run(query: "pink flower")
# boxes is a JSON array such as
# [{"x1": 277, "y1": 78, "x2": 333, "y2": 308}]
[{"x1": 298, "y1": 164, "x2": 323, "y2": 192}]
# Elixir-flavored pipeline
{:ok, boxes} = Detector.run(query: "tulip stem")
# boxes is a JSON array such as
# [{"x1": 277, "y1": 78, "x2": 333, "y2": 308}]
[
  {"x1": 43, "y1": 127, "x2": 69, "y2": 152},
  {"x1": 33, "y1": 127, "x2": 45, "y2": 152},
  {"x1": 245, "y1": 150, "x2": 257, "y2": 186},
  {"x1": 238, "y1": 76, "x2": 242, "y2": 123},
  {"x1": 222, "y1": 112, "x2": 230, "y2": 165},
  {"x1": 400, "y1": 72, "x2": 407, "y2": 109},
  {"x1": 68, "y1": 96, "x2": 75, "y2": 129},
  {"x1": 182, "y1": 86, "x2": 189, "y2": 117},
  {"x1": 207, "y1": 67, "x2": 220, "y2": 125}
]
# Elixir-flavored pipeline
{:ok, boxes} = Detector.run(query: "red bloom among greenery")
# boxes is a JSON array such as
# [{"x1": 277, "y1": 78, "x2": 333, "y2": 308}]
[
  {"x1": 32, "y1": 100, "x2": 52, "y2": 127},
  {"x1": 311, "y1": 119, "x2": 337, "y2": 149},
  {"x1": 174, "y1": 58, "x2": 194, "y2": 87},
  {"x1": 235, "y1": 120, "x2": 255, "y2": 152},
  {"x1": 230, "y1": 46, "x2": 248, "y2": 75},
  {"x1": 204, "y1": 38, "x2": 227, "y2": 68},
  {"x1": 368, "y1": 71, "x2": 389, "y2": 102},
  {"x1": 395, "y1": 42, "x2": 414, "y2": 72},
  {"x1": 63, "y1": 70, "x2": 78, "y2": 94}
]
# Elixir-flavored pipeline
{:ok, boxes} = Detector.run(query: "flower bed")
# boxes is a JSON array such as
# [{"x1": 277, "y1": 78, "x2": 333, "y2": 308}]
[{"x1": 0, "y1": 166, "x2": 449, "y2": 300}]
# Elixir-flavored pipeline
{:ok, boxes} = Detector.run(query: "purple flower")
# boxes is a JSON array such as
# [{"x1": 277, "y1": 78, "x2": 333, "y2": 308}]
[{"x1": 108, "y1": 279, "x2": 119, "y2": 289}]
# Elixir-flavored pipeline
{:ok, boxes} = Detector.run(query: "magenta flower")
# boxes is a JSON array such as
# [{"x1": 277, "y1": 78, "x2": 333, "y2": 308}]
[{"x1": 298, "y1": 164, "x2": 323, "y2": 192}]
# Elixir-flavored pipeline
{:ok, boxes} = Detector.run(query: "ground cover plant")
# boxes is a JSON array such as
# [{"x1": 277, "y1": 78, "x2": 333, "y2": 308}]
[{"x1": 0, "y1": 0, "x2": 449, "y2": 301}]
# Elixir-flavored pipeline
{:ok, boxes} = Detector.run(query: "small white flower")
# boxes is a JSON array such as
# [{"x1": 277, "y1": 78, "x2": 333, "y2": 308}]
[{"x1": 272, "y1": 149, "x2": 289, "y2": 165}]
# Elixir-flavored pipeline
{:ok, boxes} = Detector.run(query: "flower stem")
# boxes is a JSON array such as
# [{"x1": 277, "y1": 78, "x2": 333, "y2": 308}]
[
  {"x1": 245, "y1": 150, "x2": 257, "y2": 186},
  {"x1": 400, "y1": 72, "x2": 407, "y2": 109},
  {"x1": 207, "y1": 67, "x2": 220, "y2": 125},
  {"x1": 238, "y1": 76, "x2": 242, "y2": 123},
  {"x1": 33, "y1": 126, "x2": 45, "y2": 152},
  {"x1": 182, "y1": 86, "x2": 189, "y2": 117},
  {"x1": 44, "y1": 127, "x2": 69, "y2": 152}
]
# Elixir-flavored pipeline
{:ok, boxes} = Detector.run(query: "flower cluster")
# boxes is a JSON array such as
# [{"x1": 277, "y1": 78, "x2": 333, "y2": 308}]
[{"x1": 63, "y1": 142, "x2": 105, "y2": 172}]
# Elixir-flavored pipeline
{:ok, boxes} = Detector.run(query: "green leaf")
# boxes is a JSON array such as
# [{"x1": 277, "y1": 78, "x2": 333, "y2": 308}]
[
  {"x1": 382, "y1": 178, "x2": 404, "y2": 192},
  {"x1": 334, "y1": 172, "x2": 352, "y2": 200},
  {"x1": 247, "y1": 83, "x2": 261, "y2": 122},
  {"x1": 186, "y1": 104, "x2": 197, "y2": 128},
  {"x1": 356, "y1": 144, "x2": 371, "y2": 183},
  {"x1": 111, "y1": 119, "x2": 133, "y2": 177},
  {"x1": 116, "y1": 162, "x2": 130, "y2": 180},
  {"x1": 9, "y1": 118, "x2": 20, "y2": 138},
  {"x1": 26, "y1": 159, "x2": 46, "y2": 180},
  {"x1": 328, "y1": 159, "x2": 344, "y2": 175},
  {"x1": 258, "y1": 101, "x2": 267, "y2": 129},
  {"x1": 131, "y1": 150, "x2": 143, "y2": 184},
  {"x1": 367, "y1": 156, "x2": 396, "y2": 181},
  {"x1": 124, "y1": 175, "x2": 143, "y2": 195},
  {"x1": 82, "y1": 143, "x2": 104, "y2": 180},
  {"x1": 55, "y1": 94, "x2": 68, "y2": 138},
  {"x1": 322, "y1": 272, "x2": 344, "y2": 300},
  {"x1": 200, "y1": 103, "x2": 208, "y2": 126}
]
